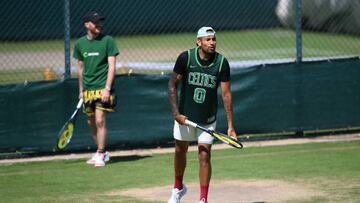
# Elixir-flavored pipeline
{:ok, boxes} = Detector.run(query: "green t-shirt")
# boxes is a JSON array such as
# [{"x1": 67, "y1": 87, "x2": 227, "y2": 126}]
[
  {"x1": 73, "y1": 34, "x2": 119, "y2": 90},
  {"x1": 179, "y1": 47, "x2": 225, "y2": 124}
]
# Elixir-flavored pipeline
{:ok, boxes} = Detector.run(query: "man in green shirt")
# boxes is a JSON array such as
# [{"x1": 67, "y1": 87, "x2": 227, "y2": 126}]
[
  {"x1": 73, "y1": 11, "x2": 119, "y2": 167},
  {"x1": 167, "y1": 27, "x2": 237, "y2": 203}
]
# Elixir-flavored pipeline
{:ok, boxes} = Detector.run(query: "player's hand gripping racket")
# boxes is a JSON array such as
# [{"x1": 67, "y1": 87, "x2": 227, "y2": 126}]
[
  {"x1": 56, "y1": 98, "x2": 83, "y2": 150},
  {"x1": 185, "y1": 119, "x2": 243, "y2": 149}
]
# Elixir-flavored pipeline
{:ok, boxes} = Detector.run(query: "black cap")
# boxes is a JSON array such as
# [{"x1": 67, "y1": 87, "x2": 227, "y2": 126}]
[{"x1": 83, "y1": 11, "x2": 105, "y2": 23}]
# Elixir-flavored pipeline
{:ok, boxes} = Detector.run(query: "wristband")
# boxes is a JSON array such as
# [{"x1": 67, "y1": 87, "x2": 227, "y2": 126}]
[{"x1": 105, "y1": 86, "x2": 111, "y2": 91}]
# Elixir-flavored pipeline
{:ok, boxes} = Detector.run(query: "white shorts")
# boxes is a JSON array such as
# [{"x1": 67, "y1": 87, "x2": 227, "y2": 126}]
[{"x1": 173, "y1": 121, "x2": 216, "y2": 144}]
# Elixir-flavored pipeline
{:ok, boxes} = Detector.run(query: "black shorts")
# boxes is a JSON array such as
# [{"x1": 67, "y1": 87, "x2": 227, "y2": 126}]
[{"x1": 83, "y1": 89, "x2": 116, "y2": 116}]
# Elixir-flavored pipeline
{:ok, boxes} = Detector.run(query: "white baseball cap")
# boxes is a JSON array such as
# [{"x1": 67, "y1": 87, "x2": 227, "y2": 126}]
[{"x1": 197, "y1": 27, "x2": 216, "y2": 38}]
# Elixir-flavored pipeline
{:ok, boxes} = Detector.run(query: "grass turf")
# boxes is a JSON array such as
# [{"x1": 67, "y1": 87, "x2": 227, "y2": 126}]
[{"x1": 0, "y1": 141, "x2": 359, "y2": 202}]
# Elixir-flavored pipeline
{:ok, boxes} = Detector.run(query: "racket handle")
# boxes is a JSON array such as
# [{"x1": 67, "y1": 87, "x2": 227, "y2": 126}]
[
  {"x1": 184, "y1": 119, "x2": 197, "y2": 128},
  {"x1": 77, "y1": 98, "x2": 83, "y2": 108}
]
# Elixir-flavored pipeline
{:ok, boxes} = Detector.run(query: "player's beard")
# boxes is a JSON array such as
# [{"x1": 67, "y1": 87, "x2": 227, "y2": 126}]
[
  {"x1": 207, "y1": 44, "x2": 216, "y2": 53},
  {"x1": 201, "y1": 44, "x2": 216, "y2": 55}
]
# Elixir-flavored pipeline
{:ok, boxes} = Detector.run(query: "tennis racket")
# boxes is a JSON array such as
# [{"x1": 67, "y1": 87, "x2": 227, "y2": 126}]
[
  {"x1": 55, "y1": 98, "x2": 83, "y2": 150},
  {"x1": 185, "y1": 119, "x2": 243, "y2": 149}
]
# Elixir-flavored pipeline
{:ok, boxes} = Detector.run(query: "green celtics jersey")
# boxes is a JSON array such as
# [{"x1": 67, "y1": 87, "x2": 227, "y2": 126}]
[
  {"x1": 73, "y1": 34, "x2": 119, "y2": 90},
  {"x1": 179, "y1": 47, "x2": 225, "y2": 124}
]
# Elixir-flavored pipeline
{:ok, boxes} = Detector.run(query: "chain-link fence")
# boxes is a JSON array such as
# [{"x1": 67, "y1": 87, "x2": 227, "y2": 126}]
[{"x1": 0, "y1": 0, "x2": 359, "y2": 84}]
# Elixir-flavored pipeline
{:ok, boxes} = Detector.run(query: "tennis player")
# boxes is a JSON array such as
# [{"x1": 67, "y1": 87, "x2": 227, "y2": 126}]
[
  {"x1": 73, "y1": 11, "x2": 119, "y2": 167},
  {"x1": 167, "y1": 27, "x2": 237, "y2": 203}
]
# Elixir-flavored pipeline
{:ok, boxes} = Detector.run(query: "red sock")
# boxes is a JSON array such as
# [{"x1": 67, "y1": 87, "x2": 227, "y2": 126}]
[
  {"x1": 200, "y1": 185, "x2": 209, "y2": 202},
  {"x1": 174, "y1": 175, "x2": 183, "y2": 190}
]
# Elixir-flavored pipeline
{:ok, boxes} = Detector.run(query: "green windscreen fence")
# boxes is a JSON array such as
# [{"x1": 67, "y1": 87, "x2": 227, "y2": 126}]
[
  {"x1": 230, "y1": 58, "x2": 360, "y2": 133},
  {"x1": 0, "y1": 58, "x2": 359, "y2": 153}
]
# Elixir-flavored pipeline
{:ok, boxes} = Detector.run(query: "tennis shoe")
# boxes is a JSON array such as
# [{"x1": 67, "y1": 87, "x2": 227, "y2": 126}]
[
  {"x1": 199, "y1": 198, "x2": 206, "y2": 203},
  {"x1": 94, "y1": 153, "x2": 105, "y2": 167},
  {"x1": 86, "y1": 151, "x2": 109, "y2": 165},
  {"x1": 86, "y1": 153, "x2": 97, "y2": 164},
  {"x1": 167, "y1": 184, "x2": 187, "y2": 203}
]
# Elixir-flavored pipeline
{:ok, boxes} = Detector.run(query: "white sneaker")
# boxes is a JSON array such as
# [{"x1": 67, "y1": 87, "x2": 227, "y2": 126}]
[
  {"x1": 167, "y1": 184, "x2": 187, "y2": 203},
  {"x1": 86, "y1": 153, "x2": 97, "y2": 164},
  {"x1": 94, "y1": 153, "x2": 105, "y2": 167},
  {"x1": 199, "y1": 198, "x2": 206, "y2": 203},
  {"x1": 86, "y1": 151, "x2": 109, "y2": 164}
]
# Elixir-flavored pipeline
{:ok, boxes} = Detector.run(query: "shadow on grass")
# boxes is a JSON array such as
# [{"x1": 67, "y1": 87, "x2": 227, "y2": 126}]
[
  {"x1": 55, "y1": 154, "x2": 152, "y2": 165},
  {"x1": 107, "y1": 155, "x2": 152, "y2": 164}
]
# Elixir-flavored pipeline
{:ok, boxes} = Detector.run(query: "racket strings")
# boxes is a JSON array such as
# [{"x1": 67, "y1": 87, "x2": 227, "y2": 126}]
[{"x1": 57, "y1": 123, "x2": 74, "y2": 150}]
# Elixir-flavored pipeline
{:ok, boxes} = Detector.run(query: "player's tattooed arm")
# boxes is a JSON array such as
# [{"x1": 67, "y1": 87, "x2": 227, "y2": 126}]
[
  {"x1": 221, "y1": 81, "x2": 237, "y2": 138},
  {"x1": 168, "y1": 72, "x2": 181, "y2": 117},
  {"x1": 168, "y1": 73, "x2": 186, "y2": 124}
]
